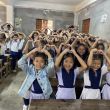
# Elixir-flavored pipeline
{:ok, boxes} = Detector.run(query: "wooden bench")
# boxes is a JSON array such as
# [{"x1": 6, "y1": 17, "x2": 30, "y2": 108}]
[
  {"x1": 0, "y1": 59, "x2": 7, "y2": 81},
  {"x1": 4, "y1": 54, "x2": 12, "y2": 74},
  {"x1": 30, "y1": 100, "x2": 110, "y2": 110},
  {"x1": 0, "y1": 55, "x2": 12, "y2": 82}
]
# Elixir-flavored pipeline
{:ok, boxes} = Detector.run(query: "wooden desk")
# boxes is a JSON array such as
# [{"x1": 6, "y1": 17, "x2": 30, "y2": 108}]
[{"x1": 30, "y1": 100, "x2": 110, "y2": 110}]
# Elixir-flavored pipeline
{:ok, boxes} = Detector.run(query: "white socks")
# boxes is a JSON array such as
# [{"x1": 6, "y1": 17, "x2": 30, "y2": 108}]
[{"x1": 23, "y1": 105, "x2": 29, "y2": 110}]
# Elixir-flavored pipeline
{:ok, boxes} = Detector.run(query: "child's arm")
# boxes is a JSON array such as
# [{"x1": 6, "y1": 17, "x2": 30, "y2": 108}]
[
  {"x1": 99, "y1": 50, "x2": 110, "y2": 66},
  {"x1": 71, "y1": 36, "x2": 79, "y2": 48},
  {"x1": 23, "y1": 40, "x2": 33, "y2": 54},
  {"x1": 18, "y1": 48, "x2": 39, "y2": 73},
  {"x1": 65, "y1": 37, "x2": 71, "y2": 44},
  {"x1": 85, "y1": 37, "x2": 92, "y2": 47},
  {"x1": 91, "y1": 38, "x2": 101, "y2": 49},
  {"x1": 51, "y1": 45, "x2": 59, "y2": 55},
  {"x1": 72, "y1": 49, "x2": 87, "y2": 73},
  {"x1": 42, "y1": 49, "x2": 55, "y2": 77},
  {"x1": 107, "y1": 42, "x2": 110, "y2": 55},
  {"x1": 87, "y1": 48, "x2": 97, "y2": 67},
  {"x1": 57, "y1": 43, "x2": 65, "y2": 55},
  {"x1": 55, "y1": 49, "x2": 69, "y2": 69}
]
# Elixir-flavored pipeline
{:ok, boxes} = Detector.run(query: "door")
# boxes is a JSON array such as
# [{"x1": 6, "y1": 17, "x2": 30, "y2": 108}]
[
  {"x1": 36, "y1": 19, "x2": 48, "y2": 31},
  {"x1": 82, "y1": 18, "x2": 90, "y2": 34}
]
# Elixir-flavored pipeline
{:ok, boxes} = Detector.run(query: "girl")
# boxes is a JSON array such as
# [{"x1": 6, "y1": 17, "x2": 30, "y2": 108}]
[
  {"x1": 101, "y1": 71, "x2": 110, "y2": 99},
  {"x1": 23, "y1": 31, "x2": 41, "y2": 54},
  {"x1": 101, "y1": 43, "x2": 110, "y2": 99},
  {"x1": 18, "y1": 32, "x2": 26, "y2": 59},
  {"x1": 80, "y1": 48, "x2": 110, "y2": 99},
  {"x1": 0, "y1": 33, "x2": 7, "y2": 65},
  {"x1": 55, "y1": 48, "x2": 87, "y2": 99},
  {"x1": 74, "y1": 43, "x2": 89, "y2": 67},
  {"x1": 18, "y1": 47, "x2": 54, "y2": 110},
  {"x1": 10, "y1": 33, "x2": 20, "y2": 72}
]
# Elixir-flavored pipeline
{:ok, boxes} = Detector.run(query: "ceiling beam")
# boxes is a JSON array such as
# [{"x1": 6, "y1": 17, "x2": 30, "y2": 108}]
[
  {"x1": 74, "y1": 0, "x2": 98, "y2": 12},
  {"x1": 15, "y1": 1, "x2": 75, "y2": 12}
]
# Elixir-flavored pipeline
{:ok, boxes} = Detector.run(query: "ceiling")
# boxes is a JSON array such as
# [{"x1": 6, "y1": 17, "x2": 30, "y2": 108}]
[
  {"x1": 18, "y1": 0, "x2": 84, "y2": 5},
  {"x1": 0, "y1": 0, "x2": 98, "y2": 12},
  {"x1": 0, "y1": 0, "x2": 85, "y2": 6}
]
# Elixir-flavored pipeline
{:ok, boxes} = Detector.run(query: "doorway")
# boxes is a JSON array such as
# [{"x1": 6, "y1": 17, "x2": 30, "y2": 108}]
[
  {"x1": 36, "y1": 19, "x2": 53, "y2": 32},
  {"x1": 82, "y1": 18, "x2": 90, "y2": 34}
]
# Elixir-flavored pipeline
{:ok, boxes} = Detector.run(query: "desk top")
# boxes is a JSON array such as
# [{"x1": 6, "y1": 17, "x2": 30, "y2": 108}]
[{"x1": 30, "y1": 100, "x2": 110, "y2": 110}]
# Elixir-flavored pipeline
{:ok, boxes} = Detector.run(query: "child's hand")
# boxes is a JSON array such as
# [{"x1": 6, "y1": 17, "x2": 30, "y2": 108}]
[
  {"x1": 27, "y1": 38, "x2": 33, "y2": 42},
  {"x1": 98, "y1": 50, "x2": 104, "y2": 55},
  {"x1": 41, "y1": 48, "x2": 50, "y2": 54},
  {"x1": 63, "y1": 48, "x2": 70, "y2": 54},
  {"x1": 66, "y1": 44, "x2": 71, "y2": 48},
  {"x1": 61, "y1": 43, "x2": 65, "y2": 46},
  {"x1": 31, "y1": 48, "x2": 40, "y2": 54},
  {"x1": 41, "y1": 49, "x2": 51, "y2": 58},
  {"x1": 51, "y1": 45, "x2": 55, "y2": 48},
  {"x1": 71, "y1": 49, "x2": 77, "y2": 55},
  {"x1": 91, "y1": 48, "x2": 98, "y2": 53}
]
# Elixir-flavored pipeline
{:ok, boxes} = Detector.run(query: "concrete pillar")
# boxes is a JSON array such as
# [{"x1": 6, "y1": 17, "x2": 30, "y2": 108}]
[
  {"x1": 74, "y1": 12, "x2": 79, "y2": 26},
  {"x1": 6, "y1": 5, "x2": 14, "y2": 25}
]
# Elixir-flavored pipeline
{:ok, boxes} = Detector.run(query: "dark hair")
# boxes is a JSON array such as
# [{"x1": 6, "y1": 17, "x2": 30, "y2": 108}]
[
  {"x1": 76, "y1": 43, "x2": 89, "y2": 54},
  {"x1": 60, "y1": 52, "x2": 75, "y2": 66},
  {"x1": 47, "y1": 48, "x2": 56, "y2": 58},
  {"x1": 89, "y1": 37, "x2": 96, "y2": 42},
  {"x1": 7, "y1": 24, "x2": 11, "y2": 29},
  {"x1": 96, "y1": 43, "x2": 105, "y2": 50},
  {"x1": 0, "y1": 33, "x2": 6, "y2": 40},
  {"x1": 93, "y1": 53, "x2": 104, "y2": 67},
  {"x1": 31, "y1": 32, "x2": 39, "y2": 40},
  {"x1": 33, "y1": 51, "x2": 48, "y2": 65},
  {"x1": 12, "y1": 33, "x2": 19, "y2": 38}
]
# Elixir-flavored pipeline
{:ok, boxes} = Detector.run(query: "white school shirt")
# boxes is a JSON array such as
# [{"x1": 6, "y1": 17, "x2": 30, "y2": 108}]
[
  {"x1": 0, "y1": 43, "x2": 7, "y2": 55},
  {"x1": 56, "y1": 67, "x2": 80, "y2": 86},
  {"x1": 18, "y1": 39, "x2": 25, "y2": 50},
  {"x1": 83, "y1": 65, "x2": 108, "y2": 87},
  {"x1": 101, "y1": 72, "x2": 110, "y2": 99},
  {"x1": 6, "y1": 41, "x2": 11, "y2": 50},
  {"x1": 81, "y1": 65, "x2": 108, "y2": 99},
  {"x1": 56, "y1": 67, "x2": 80, "y2": 99},
  {"x1": 10, "y1": 40, "x2": 20, "y2": 52}
]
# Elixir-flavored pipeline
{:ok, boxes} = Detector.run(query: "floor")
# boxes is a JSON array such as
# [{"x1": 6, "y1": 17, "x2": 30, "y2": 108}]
[
  {"x1": 0, "y1": 71, "x2": 110, "y2": 110},
  {"x1": 0, "y1": 71, "x2": 25, "y2": 110}
]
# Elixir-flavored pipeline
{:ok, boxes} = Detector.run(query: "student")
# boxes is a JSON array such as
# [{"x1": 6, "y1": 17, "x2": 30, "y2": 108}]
[
  {"x1": 101, "y1": 44, "x2": 110, "y2": 99},
  {"x1": 18, "y1": 32, "x2": 26, "y2": 59},
  {"x1": 74, "y1": 43, "x2": 89, "y2": 67},
  {"x1": 55, "y1": 48, "x2": 87, "y2": 99},
  {"x1": 0, "y1": 33, "x2": 7, "y2": 65},
  {"x1": 18, "y1": 47, "x2": 54, "y2": 110},
  {"x1": 101, "y1": 72, "x2": 110, "y2": 99},
  {"x1": 10, "y1": 33, "x2": 20, "y2": 72},
  {"x1": 80, "y1": 49, "x2": 110, "y2": 99}
]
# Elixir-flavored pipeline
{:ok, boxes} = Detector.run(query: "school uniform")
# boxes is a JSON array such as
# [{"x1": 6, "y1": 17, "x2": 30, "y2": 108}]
[
  {"x1": 101, "y1": 72, "x2": 110, "y2": 99},
  {"x1": 18, "y1": 55, "x2": 55, "y2": 100},
  {"x1": 18, "y1": 39, "x2": 25, "y2": 59},
  {"x1": 0, "y1": 43, "x2": 7, "y2": 65},
  {"x1": 80, "y1": 65, "x2": 108, "y2": 99},
  {"x1": 10, "y1": 40, "x2": 20, "y2": 70},
  {"x1": 56, "y1": 67, "x2": 80, "y2": 99}
]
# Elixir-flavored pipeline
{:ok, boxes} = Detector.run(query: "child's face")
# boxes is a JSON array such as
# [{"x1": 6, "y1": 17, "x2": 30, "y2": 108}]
[
  {"x1": 19, "y1": 35, "x2": 23, "y2": 39},
  {"x1": 33, "y1": 34, "x2": 39, "y2": 40},
  {"x1": 13, "y1": 36, "x2": 18, "y2": 41},
  {"x1": 63, "y1": 57, "x2": 74, "y2": 71},
  {"x1": 92, "y1": 59, "x2": 101, "y2": 70},
  {"x1": 77, "y1": 46, "x2": 86, "y2": 56},
  {"x1": 33, "y1": 57, "x2": 45, "y2": 70},
  {"x1": 97, "y1": 45, "x2": 104, "y2": 51}
]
